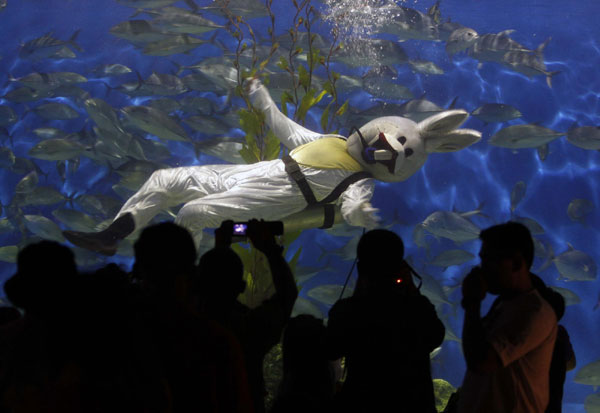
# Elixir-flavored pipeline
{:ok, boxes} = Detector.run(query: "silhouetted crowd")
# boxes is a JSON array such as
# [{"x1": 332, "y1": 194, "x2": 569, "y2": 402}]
[{"x1": 0, "y1": 220, "x2": 575, "y2": 412}]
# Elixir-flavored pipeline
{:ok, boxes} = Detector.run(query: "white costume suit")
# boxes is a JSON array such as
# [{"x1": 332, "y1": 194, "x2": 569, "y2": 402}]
[{"x1": 115, "y1": 81, "x2": 376, "y2": 241}]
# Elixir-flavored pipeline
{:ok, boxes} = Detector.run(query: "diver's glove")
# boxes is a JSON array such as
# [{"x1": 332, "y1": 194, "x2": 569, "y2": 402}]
[
  {"x1": 247, "y1": 77, "x2": 272, "y2": 112},
  {"x1": 343, "y1": 201, "x2": 380, "y2": 229}
]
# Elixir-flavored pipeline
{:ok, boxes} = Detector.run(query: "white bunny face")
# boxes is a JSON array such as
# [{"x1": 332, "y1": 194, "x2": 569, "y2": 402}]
[{"x1": 347, "y1": 111, "x2": 481, "y2": 182}]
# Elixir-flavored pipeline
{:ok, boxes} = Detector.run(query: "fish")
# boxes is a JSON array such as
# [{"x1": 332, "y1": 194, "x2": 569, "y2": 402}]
[
  {"x1": 10, "y1": 71, "x2": 87, "y2": 91},
  {"x1": 109, "y1": 20, "x2": 172, "y2": 45},
  {"x1": 567, "y1": 198, "x2": 594, "y2": 225},
  {"x1": 0, "y1": 146, "x2": 16, "y2": 168},
  {"x1": 20, "y1": 186, "x2": 67, "y2": 207},
  {"x1": 28, "y1": 138, "x2": 87, "y2": 161},
  {"x1": 467, "y1": 30, "x2": 532, "y2": 64},
  {"x1": 115, "y1": 0, "x2": 179, "y2": 8},
  {"x1": 0, "y1": 218, "x2": 15, "y2": 235},
  {"x1": 147, "y1": 97, "x2": 182, "y2": 114},
  {"x1": 408, "y1": 59, "x2": 444, "y2": 75},
  {"x1": 121, "y1": 105, "x2": 191, "y2": 142},
  {"x1": 91, "y1": 63, "x2": 133, "y2": 77},
  {"x1": 428, "y1": 249, "x2": 475, "y2": 270},
  {"x1": 0, "y1": 246, "x2": 18, "y2": 263},
  {"x1": 193, "y1": 58, "x2": 238, "y2": 91},
  {"x1": 445, "y1": 27, "x2": 479, "y2": 57},
  {"x1": 574, "y1": 359, "x2": 600, "y2": 388},
  {"x1": 584, "y1": 393, "x2": 600, "y2": 412},
  {"x1": 179, "y1": 96, "x2": 215, "y2": 115},
  {"x1": 319, "y1": 235, "x2": 360, "y2": 262},
  {"x1": 412, "y1": 223, "x2": 432, "y2": 251},
  {"x1": 512, "y1": 215, "x2": 544, "y2": 235},
  {"x1": 471, "y1": 103, "x2": 522, "y2": 124},
  {"x1": 377, "y1": 4, "x2": 440, "y2": 41},
  {"x1": 32, "y1": 127, "x2": 69, "y2": 140},
  {"x1": 0, "y1": 105, "x2": 18, "y2": 126},
  {"x1": 0, "y1": 0, "x2": 6, "y2": 12},
  {"x1": 200, "y1": 0, "x2": 269, "y2": 20},
  {"x1": 19, "y1": 30, "x2": 83, "y2": 60},
  {"x1": 74, "y1": 193, "x2": 123, "y2": 218},
  {"x1": 488, "y1": 124, "x2": 564, "y2": 149},
  {"x1": 184, "y1": 115, "x2": 234, "y2": 135},
  {"x1": 142, "y1": 71, "x2": 189, "y2": 95},
  {"x1": 23, "y1": 214, "x2": 65, "y2": 242},
  {"x1": 501, "y1": 38, "x2": 559, "y2": 88},
  {"x1": 551, "y1": 244, "x2": 597, "y2": 282},
  {"x1": 32, "y1": 102, "x2": 80, "y2": 120},
  {"x1": 566, "y1": 125, "x2": 600, "y2": 150},
  {"x1": 291, "y1": 297, "x2": 324, "y2": 319},
  {"x1": 362, "y1": 77, "x2": 414, "y2": 100},
  {"x1": 421, "y1": 211, "x2": 480, "y2": 243},
  {"x1": 332, "y1": 38, "x2": 408, "y2": 68},
  {"x1": 194, "y1": 137, "x2": 245, "y2": 164},
  {"x1": 549, "y1": 286, "x2": 581, "y2": 306},
  {"x1": 15, "y1": 170, "x2": 39, "y2": 194},
  {"x1": 2, "y1": 87, "x2": 54, "y2": 103},
  {"x1": 52, "y1": 208, "x2": 99, "y2": 232},
  {"x1": 142, "y1": 34, "x2": 207, "y2": 56},
  {"x1": 307, "y1": 284, "x2": 352, "y2": 306},
  {"x1": 510, "y1": 181, "x2": 527, "y2": 212},
  {"x1": 144, "y1": 6, "x2": 225, "y2": 34},
  {"x1": 84, "y1": 98, "x2": 127, "y2": 136}
]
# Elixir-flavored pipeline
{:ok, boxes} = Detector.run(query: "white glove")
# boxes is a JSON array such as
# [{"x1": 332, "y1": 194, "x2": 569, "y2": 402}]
[
  {"x1": 344, "y1": 202, "x2": 380, "y2": 229},
  {"x1": 247, "y1": 78, "x2": 271, "y2": 110}
]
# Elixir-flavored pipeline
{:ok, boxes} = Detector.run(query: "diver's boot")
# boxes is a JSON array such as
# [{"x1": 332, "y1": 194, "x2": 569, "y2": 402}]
[{"x1": 63, "y1": 213, "x2": 135, "y2": 256}]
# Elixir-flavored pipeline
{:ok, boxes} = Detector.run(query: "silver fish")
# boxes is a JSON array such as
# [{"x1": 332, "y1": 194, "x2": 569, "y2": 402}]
[
  {"x1": 421, "y1": 211, "x2": 480, "y2": 243},
  {"x1": 52, "y1": 208, "x2": 99, "y2": 232},
  {"x1": 307, "y1": 284, "x2": 352, "y2": 306},
  {"x1": 512, "y1": 215, "x2": 544, "y2": 235},
  {"x1": 566, "y1": 126, "x2": 600, "y2": 150},
  {"x1": 471, "y1": 103, "x2": 522, "y2": 124},
  {"x1": 109, "y1": 20, "x2": 172, "y2": 44},
  {"x1": 194, "y1": 137, "x2": 245, "y2": 164},
  {"x1": 21, "y1": 186, "x2": 67, "y2": 207},
  {"x1": 0, "y1": 105, "x2": 18, "y2": 126},
  {"x1": 510, "y1": 181, "x2": 527, "y2": 212},
  {"x1": 0, "y1": 246, "x2": 18, "y2": 263},
  {"x1": 553, "y1": 244, "x2": 597, "y2": 282},
  {"x1": 23, "y1": 214, "x2": 65, "y2": 242},
  {"x1": 15, "y1": 170, "x2": 39, "y2": 194},
  {"x1": 29, "y1": 138, "x2": 86, "y2": 161},
  {"x1": 445, "y1": 27, "x2": 478, "y2": 56},
  {"x1": 91, "y1": 63, "x2": 133, "y2": 77},
  {"x1": 574, "y1": 359, "x2": 600, "y2": 387},
  {"x1": 291, "y1": 297, "x2": 324, "y2": 319},
  {"x1": 567, "y1": 198, "x2": 594, "y2": 225},
  {"x1": 489, "y1": 124, "x2": 564, "y2": 149},
  {"x1": 33, "y1": 102, "x2": 80, "y2": 120},
  {"x1": 0, "y1": 146, "x2": 16, "y2": 168},
  {"x1": 362, "y1": 77, "x2": 414, "y2": 100},
  {"x1": 19, "y1": 30, "x2": 83, "y2": 60},
  {"x1": 428, "y1": 249, "x2": 475, "y2": 270},
  {"x1": 146, "y1": 6, "x2": 224, "y2": 34},
  {"x1": 549, "y1": 286, "x2": 581, "y2": 306},
  {"x1": 142, "y1": 34, "x2": 207, "y2": 56},
  {"x1": 2, "y1": 87, "x2": 53, "y2": 103},
  {"x1": 121, "y1": 105, "x2": 191, "y2": 142},
  {"x1": 408, "y1": 59, "x2": 444, "y2": 75},
  {"x1": 501, "y1": 38, "x2": 558, "y2": 88},
  {"x1": 11, "y1": 72, "x2": 87, "y2": 91}
]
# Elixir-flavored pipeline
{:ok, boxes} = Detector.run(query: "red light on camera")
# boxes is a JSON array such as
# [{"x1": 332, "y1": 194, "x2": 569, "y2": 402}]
[{"x1": 396, "y1": 278, "x2": 403, "y2": 284}]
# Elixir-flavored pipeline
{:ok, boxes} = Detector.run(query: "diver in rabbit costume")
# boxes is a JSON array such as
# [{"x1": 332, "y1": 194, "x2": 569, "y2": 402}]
[{"x1": 64, "y1": 79, "x2": 481, "y2": 255}]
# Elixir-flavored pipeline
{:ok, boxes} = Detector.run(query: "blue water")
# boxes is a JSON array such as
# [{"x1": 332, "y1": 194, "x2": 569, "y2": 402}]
[{"x1": 1, "y1": 0, "x2": 599, "y2": 409}]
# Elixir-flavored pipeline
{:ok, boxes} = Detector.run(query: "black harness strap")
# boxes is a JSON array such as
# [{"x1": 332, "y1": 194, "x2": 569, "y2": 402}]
[
  {"x1": 282, "y1": 155, "x2": 373, "y2": 229},
  {"x1": 282, "y1": 155, "x2": 317, "y2": 205}
]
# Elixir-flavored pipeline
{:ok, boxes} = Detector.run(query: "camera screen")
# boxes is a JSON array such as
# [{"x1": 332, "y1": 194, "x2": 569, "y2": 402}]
[{"x1": 233, "y1": 223, "x2": 248, "y2": 235}]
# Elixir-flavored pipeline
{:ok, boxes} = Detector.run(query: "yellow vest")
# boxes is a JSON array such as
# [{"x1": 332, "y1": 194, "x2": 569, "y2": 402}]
[{"x1": 289, "y1": 137, "x2": 364, "y2": 172}]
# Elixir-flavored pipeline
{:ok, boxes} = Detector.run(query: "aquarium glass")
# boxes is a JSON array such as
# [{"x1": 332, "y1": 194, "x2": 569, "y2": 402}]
[{"x1": 0, "y1": 0, "x2": 599, "y2": 410}]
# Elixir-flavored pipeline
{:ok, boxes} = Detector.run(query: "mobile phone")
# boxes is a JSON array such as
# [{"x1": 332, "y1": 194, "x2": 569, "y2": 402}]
[
  {"x1": 231, "y1": 221, "x2": 284, "y2": 236},
  {"x1": 232, "y1": 222, "x2": 248, "y2": 236}
]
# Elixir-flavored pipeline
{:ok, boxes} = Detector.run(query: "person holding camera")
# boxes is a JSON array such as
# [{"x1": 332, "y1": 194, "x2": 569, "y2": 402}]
[
  {"x1": 194, "y1": 219, "x2": 298, "y2": 413},
  {"x1": 324, "y1": 229, "x2": 445, "y2": 413},
  {"x1": 457, "y1": 222, "x2": 558, "y2": 413}
]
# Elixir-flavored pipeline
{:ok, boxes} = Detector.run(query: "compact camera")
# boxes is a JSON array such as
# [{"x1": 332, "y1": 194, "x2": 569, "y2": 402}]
[{"x1": 232, "y1": 221, "x2": 284, "y2": 236}]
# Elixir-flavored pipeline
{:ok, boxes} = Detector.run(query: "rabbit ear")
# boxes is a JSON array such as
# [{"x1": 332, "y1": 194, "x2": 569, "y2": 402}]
[
  {"x1": 425, "y1": 129, "x2": 481, "y2": 153},
  {"x1": 418, "y1": 109, "x2": 469, "y2": 136}
]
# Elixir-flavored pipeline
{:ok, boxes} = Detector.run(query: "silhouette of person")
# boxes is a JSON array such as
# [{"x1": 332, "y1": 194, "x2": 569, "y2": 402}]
[
  {"x1": 0, "y1": 241, "x2": 83, "y2": 412},
  {"x1": 529, "y1": 274, "x2": 576, "y2": 413},
  {"x1": 324, "y1": 229, "x2": 445, "y2": 413},
  {"x1": 195, "y1": 219, "x2": 298, "y2": 413},
  {"x1": 271, "y1": 315, "x2": 336, "y2": 413},
  {"x1": 458, "y1": 222, "x2": 558, "y2": 413},
  {"x1": 133, "y1": 222, "x2": 253, "y2": 413}
]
